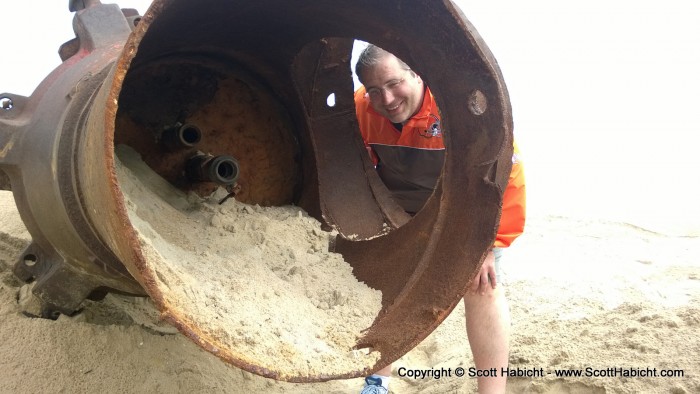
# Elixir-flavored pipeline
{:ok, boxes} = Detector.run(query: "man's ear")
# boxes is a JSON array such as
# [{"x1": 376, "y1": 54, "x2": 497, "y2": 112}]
[{"x1": 411, "y1": 71, "x2": 422, "y2": 83}]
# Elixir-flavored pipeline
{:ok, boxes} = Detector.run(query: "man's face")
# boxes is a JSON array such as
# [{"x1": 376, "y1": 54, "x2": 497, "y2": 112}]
[{"x1": 361, "y1": 54, "x2": 424, "y2": 124}]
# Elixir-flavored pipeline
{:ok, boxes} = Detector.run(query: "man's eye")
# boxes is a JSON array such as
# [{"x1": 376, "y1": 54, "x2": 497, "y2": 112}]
[{"x1": 387, "y1": 80, "x2": 400, "y2": 88}]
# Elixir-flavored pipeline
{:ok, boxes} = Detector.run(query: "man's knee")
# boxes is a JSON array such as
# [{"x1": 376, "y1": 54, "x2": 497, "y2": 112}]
[
  {"x1": 463, "y1": 287, "x2": 510, "y2": 321},
  {"x1": 464, "y1": 285, "x2": 503, "y2": 303}
]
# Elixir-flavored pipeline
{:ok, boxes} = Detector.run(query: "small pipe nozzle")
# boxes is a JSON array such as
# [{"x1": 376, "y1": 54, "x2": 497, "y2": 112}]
[
  {"x1": 161, "y1": 123, "x2": 202, "y2": 151},
  {"x1": 185, "y1": 154, "x2": 240, "y2": 185}
]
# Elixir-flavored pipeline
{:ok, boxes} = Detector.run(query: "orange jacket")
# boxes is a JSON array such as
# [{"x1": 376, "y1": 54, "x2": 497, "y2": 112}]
[{"x1": 354, "y1": 86, "x2": 526, "y2": 247}]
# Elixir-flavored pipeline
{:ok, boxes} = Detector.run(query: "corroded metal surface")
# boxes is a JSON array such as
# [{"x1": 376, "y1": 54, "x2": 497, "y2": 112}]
[
  {"x1": 0, "y1": 0, "x2": 512, "y2": 383},
  {"x1": 114, "y1": 57, "x2": 300, "y2": 203},
  {"x1": 0, "y1": 3, "x2": 145, "y2": 315}
]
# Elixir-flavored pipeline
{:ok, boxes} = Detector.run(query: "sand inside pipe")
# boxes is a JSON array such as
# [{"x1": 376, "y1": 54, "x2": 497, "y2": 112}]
[{"x1": 113, "y1": 144, "x2": 382, "y2": 378}]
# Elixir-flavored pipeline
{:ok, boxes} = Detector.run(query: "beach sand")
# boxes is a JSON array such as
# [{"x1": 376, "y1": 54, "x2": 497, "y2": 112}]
[{"x1": 0, "y1": 190, "x2": 698, "y2": 393}]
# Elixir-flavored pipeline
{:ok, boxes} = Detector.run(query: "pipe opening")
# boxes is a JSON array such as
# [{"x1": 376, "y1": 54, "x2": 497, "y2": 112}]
[
  {"x1": 23, "y1": 254, "x2": 37, "y2": 267},
  {"x1": 350, "y1": 40, "x2": 446, "y2": 216},
  {"x1": 161, "y1": 123, "x2": 202, "y2": 151},
  {"x1": 326, "y1": 92, "x2": 336, "y2": 107},
  {"x1": 212, "y1": 157, "x2": 238, "y2": 183},
  {"x1": 1, "y1": 97, "x2": 13, "y2": 111},
  {"x1": 185, "y1": 153, "x2": 239, "y2": 185},
  {"x1": 180, "y1": 125, "x2": 201, "y2": 145},
  {"x1": 111, "y1": 38, "x2": 382, "y2": 379}
]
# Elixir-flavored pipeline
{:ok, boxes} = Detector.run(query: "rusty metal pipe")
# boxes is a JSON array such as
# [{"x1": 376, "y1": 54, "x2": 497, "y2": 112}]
[
  {"x1": 0, "y1": 0, "x2": 513, "y2": 383},
  {"x1": 185, "y1": 153, "x2": 239, "y2": 185},
  {"x1": 161, "y1": 123, "x2": 202, "y2": 151}
]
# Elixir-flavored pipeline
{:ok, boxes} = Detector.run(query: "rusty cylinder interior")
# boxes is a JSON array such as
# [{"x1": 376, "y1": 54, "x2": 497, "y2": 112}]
[
  {"x1": 96, "y1": 0, "x2": 513, "y2": 383},
  {"x1": 114, "y1": 58, "x2": 301, "y2": 205}
]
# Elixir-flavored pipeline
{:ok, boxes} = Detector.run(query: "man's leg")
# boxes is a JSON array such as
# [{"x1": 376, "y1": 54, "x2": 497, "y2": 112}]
[
  {"x1": 363, "y1": 291, "x2": 509, "y2": 394},
  {"x1": 464, "y1": 286, "x2": 511, "y2": 393},
  {"x1": 374, "y1": 365, "x2": 392, "y2": 377}
]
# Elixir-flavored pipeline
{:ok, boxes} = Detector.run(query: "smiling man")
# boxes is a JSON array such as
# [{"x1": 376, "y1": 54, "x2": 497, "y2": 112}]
[{"x1": 354, "y1": 44, "x2": 526, "y2": 394}]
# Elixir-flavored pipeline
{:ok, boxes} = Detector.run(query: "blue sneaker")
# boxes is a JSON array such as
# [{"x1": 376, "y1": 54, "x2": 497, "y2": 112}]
[{"x1": 360, "y1": 375, "x2": 389, "y2": 394}]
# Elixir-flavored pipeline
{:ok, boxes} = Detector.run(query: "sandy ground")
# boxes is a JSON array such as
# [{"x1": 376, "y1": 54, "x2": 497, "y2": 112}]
[{"x1": 0, "y1": 190, "x2": 698, "y2": 393}]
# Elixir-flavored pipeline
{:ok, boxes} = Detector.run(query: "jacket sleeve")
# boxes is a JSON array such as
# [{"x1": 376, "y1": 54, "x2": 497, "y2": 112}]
[{"x1": 494, "y1": 142, "x2": 526, "y2": 248}]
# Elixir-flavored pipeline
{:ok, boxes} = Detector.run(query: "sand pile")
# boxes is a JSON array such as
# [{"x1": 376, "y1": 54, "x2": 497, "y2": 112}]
[
  {"x1": 0, "y1": 180, "x2": 698, "y2": 393},
  {"x1": 113, "y1": 144, "x2": 382, "y2": 378}
]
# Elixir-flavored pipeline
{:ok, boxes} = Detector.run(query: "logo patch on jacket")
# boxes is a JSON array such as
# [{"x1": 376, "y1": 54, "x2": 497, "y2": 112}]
[{"x1": 419, "y1": 114, "x2": 442, "y2": 138}]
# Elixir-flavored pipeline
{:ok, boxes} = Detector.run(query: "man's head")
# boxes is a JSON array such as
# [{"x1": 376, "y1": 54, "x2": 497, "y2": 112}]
[{"x1": 355, "y1": 45, "x2": 425, "y2": 124}]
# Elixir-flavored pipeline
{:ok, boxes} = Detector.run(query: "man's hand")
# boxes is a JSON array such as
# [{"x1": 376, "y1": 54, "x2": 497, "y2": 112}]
[{"x1": 468, "y1": 249, "x2": 497, "y2": 295}]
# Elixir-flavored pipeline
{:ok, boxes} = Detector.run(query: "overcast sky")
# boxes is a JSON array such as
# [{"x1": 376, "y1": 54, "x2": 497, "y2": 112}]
[{"x1": 2, "y1": 1, "x2": 699, "y2": 232}]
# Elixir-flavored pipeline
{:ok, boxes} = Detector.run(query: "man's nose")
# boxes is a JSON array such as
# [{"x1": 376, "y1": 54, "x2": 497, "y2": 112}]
[{"x1": 380, "y1": 89, "x2": 395, "y2": 104}]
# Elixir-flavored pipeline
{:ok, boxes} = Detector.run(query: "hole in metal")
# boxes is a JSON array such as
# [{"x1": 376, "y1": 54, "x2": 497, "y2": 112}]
[
  {"x1": 1, "y1": 97, "x2": 13, "y2": 110},
  {"x1": 24, "y1": 254, "x2": 38, "y2": 267},
  {"x1": 326, "y1": 92, "x2": 336, "y2": 107}
]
